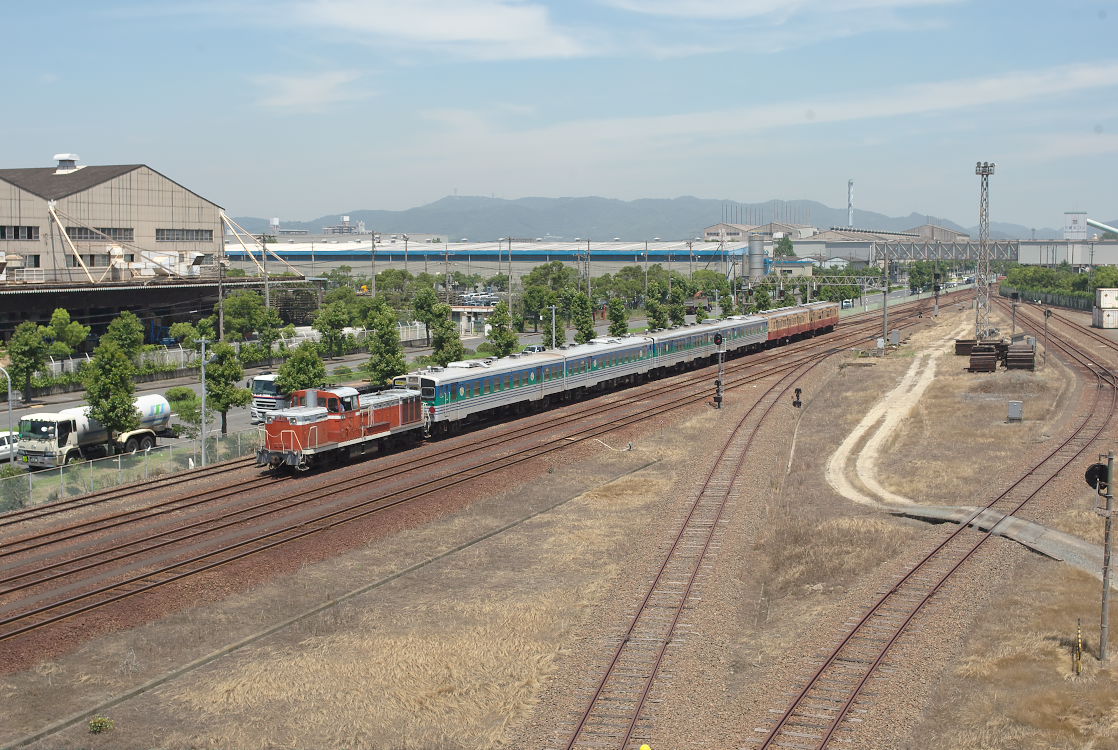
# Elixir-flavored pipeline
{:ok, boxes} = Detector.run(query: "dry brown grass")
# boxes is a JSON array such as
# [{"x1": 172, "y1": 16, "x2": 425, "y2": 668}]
[
  {"x1": 152, "y1": 466, "x2": 671, "y2": 750},
  {"x1": 756, "y1": 514, "x2": 916, "y2": 600},
  {"x1": 875, "y1": 339, "x2": 1070, "y2": 506},
  {"x1": 912, "y1": 564, "x2": 1118, "y2": 749}
]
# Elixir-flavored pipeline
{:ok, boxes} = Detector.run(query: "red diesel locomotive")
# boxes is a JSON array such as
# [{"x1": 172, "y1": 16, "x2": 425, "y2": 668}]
[{"x1": 256, "y1": 385, "x2": 424, "y2": 470}]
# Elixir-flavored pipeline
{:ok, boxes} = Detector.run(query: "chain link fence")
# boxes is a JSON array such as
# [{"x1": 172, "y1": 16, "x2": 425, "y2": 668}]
[{"x1": 0, "y1": 427, "x2": 260, "y2": 512}]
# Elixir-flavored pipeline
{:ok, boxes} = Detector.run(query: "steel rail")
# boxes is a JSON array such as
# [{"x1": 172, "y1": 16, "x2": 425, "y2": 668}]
[
  {"x1": 757, "y1": 301, "x2": 1116, "y2": 749},
  {"x1": 0, "y1": 304, "x2": 935, "y2": 644},
  {"x1": 565, "y1": 343, "x2": 841, "y2": 750},
  {"x1": 1, "y1": 304, "x2": 922, "y2": 569}
]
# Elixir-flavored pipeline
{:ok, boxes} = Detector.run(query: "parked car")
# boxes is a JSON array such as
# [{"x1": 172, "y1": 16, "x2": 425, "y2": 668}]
[
  {"x1": 841, "y1": 299, "x2": 854, "y2": 309},
  {"x1": 523, "y1": 344, "x2": 547, "y2": 353},
  {"x1": 0, "y1": 431, "x2": 19, "y2": 462}
]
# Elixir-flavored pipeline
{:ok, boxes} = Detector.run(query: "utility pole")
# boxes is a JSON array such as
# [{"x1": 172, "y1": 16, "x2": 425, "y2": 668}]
[
  {"x1": 882, "y1": 251, "x2": 889, "y2": 343},
  {"x1": 644, "y1": 241, "x2": 649, "y2": 301},
  {"x1": 261, "y1": 235, "x2": 270, "y2": 308},
  {"x1": 549, "y1": 304, "x2": 557, "y2": 348},
  {"x1": 687, "y1": 240, "x2": 694, "y2": 282},
  {"x1": 370, "y1": 233, "x2": 377, "y2": 296},
  {"x1": 199, "y1": 338, "x2": 210, "y2": 468},
  {"x1": 444, "y1": 243, "x2": 450, "y2": 301},
  {"x1": 1090, "y1": 452, "x2": 1117, "y2": 660},
  {"x1": 403, "y1": 234, "x2": 409, "y2": 274},
  {"x1": 217, "y1": 243, "x2": 225, "y2": 341},
  {"x1": 586, "y1": 238, "x2": 591, "y2": 299}
]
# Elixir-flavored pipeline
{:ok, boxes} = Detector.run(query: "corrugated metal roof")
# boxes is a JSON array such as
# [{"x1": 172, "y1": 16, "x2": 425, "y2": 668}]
[
  {"x1": 0, "y1": 165, "x2": 142, "y2": 200},
  {"x1": 0, "y1": 163, "x2": 224, "y2": 208}
]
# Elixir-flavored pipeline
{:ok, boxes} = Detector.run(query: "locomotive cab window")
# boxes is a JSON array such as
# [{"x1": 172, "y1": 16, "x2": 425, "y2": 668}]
[{"x1": 420, "y1": 379, "x2": 436, "y2": 399}]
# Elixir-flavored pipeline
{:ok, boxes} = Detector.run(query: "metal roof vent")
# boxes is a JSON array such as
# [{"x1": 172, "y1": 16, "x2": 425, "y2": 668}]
[{"x1": 53, "y1": 153, "x2": 83, "y2": 174}]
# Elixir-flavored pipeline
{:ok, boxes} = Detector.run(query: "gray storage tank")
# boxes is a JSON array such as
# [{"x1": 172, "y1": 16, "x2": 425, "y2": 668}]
[{"x1": 748, "y1": 234, "x2": 765, "y2": 281}]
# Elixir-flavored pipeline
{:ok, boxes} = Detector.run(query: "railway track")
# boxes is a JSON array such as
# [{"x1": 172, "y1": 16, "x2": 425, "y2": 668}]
[
  {"x1": 0, "y1": 305, "x2": 915, "y2": 562},
  {"x1": 0, "y1": 300, "x2": 937, "y2": 649},
  {"x1": 561, "y1": 332, "x2": 838, "y2": 750},
  {"x1": 753, "y1": 300, "x2": 1117, "y2": 749}
]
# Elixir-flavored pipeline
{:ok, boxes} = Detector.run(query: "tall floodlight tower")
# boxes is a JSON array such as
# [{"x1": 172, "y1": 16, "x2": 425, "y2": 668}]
[
  {"x1": 847, "y1": 179, "x2": 854, "y2": 227},
  {"x1": 975, "y1": 161, "x2": 995, "y2": 339}
]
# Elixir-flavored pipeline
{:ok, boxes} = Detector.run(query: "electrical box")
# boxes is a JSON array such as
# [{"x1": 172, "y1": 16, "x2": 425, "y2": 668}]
[{"x1": 1008, "y1": 401, "x2": 1023, "y2": 422}]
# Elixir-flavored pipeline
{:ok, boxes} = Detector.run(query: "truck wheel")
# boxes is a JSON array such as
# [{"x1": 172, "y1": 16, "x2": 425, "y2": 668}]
[
  {"x1": 125, "y1": 437, "x2": 139, "y2": 453},
  {"x1": 140, "y1": 435, "x2": 155, "y2": 450},
  {"x1": 66, "y1": 454, "x2": 81, "y2": 465}
]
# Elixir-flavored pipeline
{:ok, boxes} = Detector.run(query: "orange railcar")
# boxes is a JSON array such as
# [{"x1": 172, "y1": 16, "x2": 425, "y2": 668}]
[{"x1": 256, "y1": 386, "x2": 424, "y2": 470}]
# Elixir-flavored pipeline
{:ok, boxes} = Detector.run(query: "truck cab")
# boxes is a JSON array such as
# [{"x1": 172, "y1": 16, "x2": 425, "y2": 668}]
[
  {"x1": 18, "y1": 413, "x2": 99, "y2": 468},
  {"x1": 17, "y1": 395, "x2": 172, "y2": 469},
  {"x1": 249, "y1": 373, "x2": 286, "y2": 424}
]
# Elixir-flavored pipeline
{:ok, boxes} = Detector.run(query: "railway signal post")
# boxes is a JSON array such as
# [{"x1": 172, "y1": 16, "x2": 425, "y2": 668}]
[
  {"x1": 714, "y1": 333, "x2": 725, "y2": 408},
  {"x1": 1087, "y1": 452, "x2": 1115, "y2": 660}
]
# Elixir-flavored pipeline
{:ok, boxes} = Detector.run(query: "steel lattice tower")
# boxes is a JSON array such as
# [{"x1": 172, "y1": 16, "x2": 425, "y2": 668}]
[{"x1": 975, "y1": 161, "x2": 995, "y2": 339}]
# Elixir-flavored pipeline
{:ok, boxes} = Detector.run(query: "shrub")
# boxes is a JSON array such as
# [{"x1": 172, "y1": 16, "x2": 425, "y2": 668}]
[{"x1": 88, "y1": 716, "x2": 114, "y2": 734}]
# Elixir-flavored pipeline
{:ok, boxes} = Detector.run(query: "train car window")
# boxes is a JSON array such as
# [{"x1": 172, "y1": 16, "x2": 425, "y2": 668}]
[
  {"x1": 420, "y1": 379, "x2": 436, "y2": 400},
  {"x1": 327, "y1": 398, "x2": 341, "y2": 413},
  {"x1": 514, "y1": 373, "x2": 520, "y2": 387},
  {"x1": 504, "y1": 375, "x2": 512, "y2": 389},
  {"x1": 474, "y1": 382, "x2": 481, "y2": 397}
]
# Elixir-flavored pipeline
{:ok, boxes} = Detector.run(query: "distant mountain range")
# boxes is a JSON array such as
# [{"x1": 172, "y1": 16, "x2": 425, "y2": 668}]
[{"x1": 233, "y1": 195, "x2": 1088, "y2": 241}]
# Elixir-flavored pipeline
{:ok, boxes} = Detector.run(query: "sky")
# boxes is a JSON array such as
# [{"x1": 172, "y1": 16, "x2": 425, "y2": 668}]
[{"x1": 4, "y1": 0, "x2": 1118, "y2": 228}]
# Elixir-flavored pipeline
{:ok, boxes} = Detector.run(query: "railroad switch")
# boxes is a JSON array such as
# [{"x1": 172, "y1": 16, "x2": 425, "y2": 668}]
[{"x1": 792, "y1": 387, "x2": 803, "y2": 408}]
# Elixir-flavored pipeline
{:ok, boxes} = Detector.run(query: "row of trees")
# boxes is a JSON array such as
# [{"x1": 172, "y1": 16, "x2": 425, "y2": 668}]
[{"x1": 1005, "y1": 262, "x2": 1118, "y2": 298}]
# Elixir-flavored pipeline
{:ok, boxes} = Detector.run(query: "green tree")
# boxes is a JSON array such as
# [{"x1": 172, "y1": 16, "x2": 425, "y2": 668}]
[
  {"x1": 430, "y1": 303, "x2": 465, "y2": 366},
  {"x1": 43, "y1": 308, "x2": 91, "y2": 359},
  {"x1": 608, "y1": 298, "x2": 629, "y2": 337},
  {"x1": 8, "y1": 321, "x2": 48, "y2": 404},
  {"x1": 276, "y1": 341, "x2": 326, "y2": 394},
  {"x1": 85, "y1": 339, "x2": 139, "y2": 452},
  {"x1": 221, "y1": 290, "x2": 266, "y2": 341},
  {"x1": 313, "y1": 301, "x2": 351, "y2": 358},
  {"x1": 256, "y1": 306, "x2": 284, "y2": 352},
  {"x1": 645, "y1": 297, "x2": 668, "y2": 330},
  {"x1": 102, "y1": 310, "x2": 144, "y2": 358},
  {"x1": 719, "y1": 294, "x2": 738, "y2": 318},
  {"x1": 486, "y1": 300, "x2": 519, "y2": 357},
  {"x1": 204, "y1": 342, "x2": 251, "y2": 434},
  {"x1": 165, "y1": 385, "x2": 202, "y2": 439},
  {"x1": 413, "y1": 286, "x2": 440, "y2": 345},
  {"x1": 573, "y1": 293, "x2": 596, "y2": 344},
  {"x1": 774, "y1": 236, "x2": 795, "y2": 257},
  {"x1": 668, "y1": 286, "x2": 687, "y2": 326},
  {"x1": 521, "y1": 261, "x2": 580, "y2": 292},
  {"x1": 521, "y1": 285, "x2": 557, "y2": 333},
  {"x1": 752, "y1": 287, "x2": 773, "y2": 312},
  {"x1": 366, "y1": 298, "x2": 407, "y2": 385}
]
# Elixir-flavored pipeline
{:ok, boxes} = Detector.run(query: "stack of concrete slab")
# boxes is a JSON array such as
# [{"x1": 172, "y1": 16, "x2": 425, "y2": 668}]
[{"x1": 1094, "y1": 288, "x2": 1118, "y2": 329}]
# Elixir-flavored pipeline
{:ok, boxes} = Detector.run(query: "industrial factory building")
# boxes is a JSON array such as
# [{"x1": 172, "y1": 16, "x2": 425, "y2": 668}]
[
  {"x1": 0, "y1": 155, "x2": 274, "y2": 340},
  {"x1": 0, "y1": 155, "x2": 223, "y2": 283}
]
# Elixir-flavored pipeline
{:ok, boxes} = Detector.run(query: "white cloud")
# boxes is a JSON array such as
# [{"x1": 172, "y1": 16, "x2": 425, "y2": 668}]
[
  {"x1": 603, "y1": 0, "x2": 959, "y2": 20},
  {"x1": 251, "y1": 70, "x2": 372, "y2": 111},
  {"x1": 287, "y1": 0, "x2": 590, "y2": 59},
  {"x1": 394, "y1": 60, "x2": 1118, "y2": 197},
  {"x1": 1014, "y1": 132, "x2": 1118, "y2": 161}
]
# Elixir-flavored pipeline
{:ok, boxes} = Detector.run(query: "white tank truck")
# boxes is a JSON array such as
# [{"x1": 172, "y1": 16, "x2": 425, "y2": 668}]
[{"x1": 17, "y1": 394, "x2": 173, "y2": 469}]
